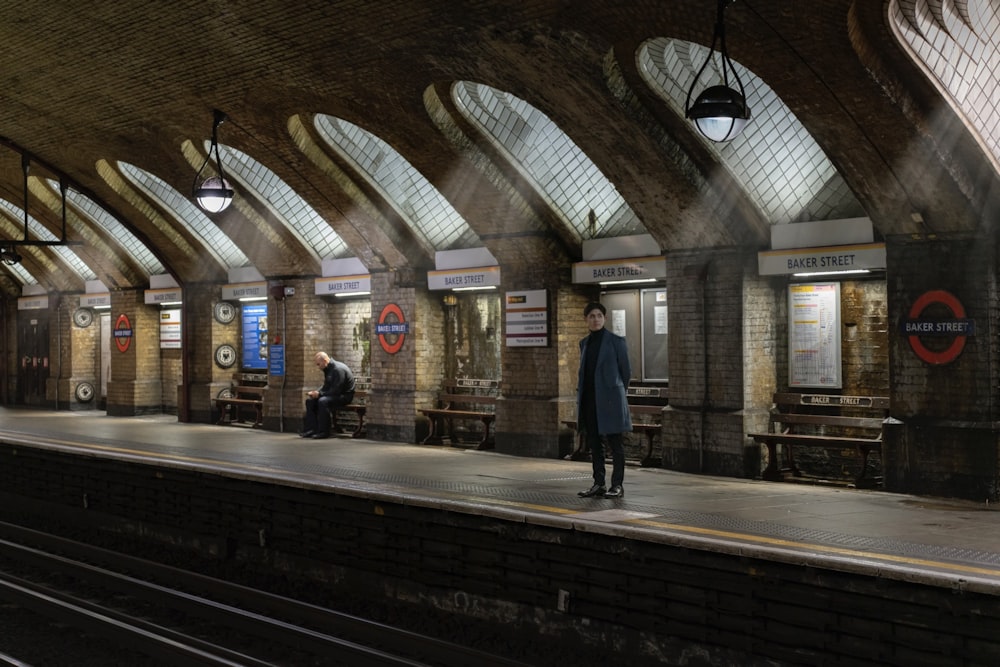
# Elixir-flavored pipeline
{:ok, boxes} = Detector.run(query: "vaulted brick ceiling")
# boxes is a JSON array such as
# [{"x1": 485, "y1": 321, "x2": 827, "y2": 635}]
[{"x1": 0, "y1": 0, "x2": 997, "y2": 295}]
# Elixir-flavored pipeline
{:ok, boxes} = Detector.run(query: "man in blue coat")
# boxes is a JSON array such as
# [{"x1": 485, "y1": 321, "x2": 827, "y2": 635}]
[{"x1": 576, "y1": 302, "x2": 632, "y2": 499}]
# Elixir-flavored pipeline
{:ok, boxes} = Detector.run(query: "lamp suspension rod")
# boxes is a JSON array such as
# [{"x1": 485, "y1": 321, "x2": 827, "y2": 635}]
[{"x1": 685, "y1": 0, "x2": 738, "y2": 111}]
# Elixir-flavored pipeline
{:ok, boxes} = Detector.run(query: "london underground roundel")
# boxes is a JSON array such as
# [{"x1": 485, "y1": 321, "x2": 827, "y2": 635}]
[
  {"x1": 376, "y1": 303, "x2": 408, "y2": 355},
  {"x1": 114, "y1": 313, "x2": 133, "y2": 353},
  {"x1": 903, "y1": 290, "x2": 973, "y2": 365}
]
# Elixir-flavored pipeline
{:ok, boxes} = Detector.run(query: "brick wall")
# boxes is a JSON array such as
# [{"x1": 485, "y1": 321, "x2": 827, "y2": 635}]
[
  {"x1": 883, "y1": 234, "x2": 1000, "y2": 500},
  {"x1": 661, "y1": 249, "x2": 751, "y2": 476}
]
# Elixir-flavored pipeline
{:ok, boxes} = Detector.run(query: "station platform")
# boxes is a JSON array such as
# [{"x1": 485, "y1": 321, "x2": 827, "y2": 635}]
[
  {"x1": 3, "y1": 406, "x2": 1000, "y2": 665},
  {"x1": 2, "y1": 406, "x2": 998, "y2": 590}
]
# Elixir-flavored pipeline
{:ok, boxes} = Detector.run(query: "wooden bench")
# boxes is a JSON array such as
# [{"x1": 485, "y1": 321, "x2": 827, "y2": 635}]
[
  {"x1": 562, "y1": 385, "x2": 668, "y2": 467},
  {"x1": 329, "y1": 376, "x2": 370, "y2": 438},
  {"x1": 214, "y1": 384, "x2": 265, "y2": 428},
  {"x1": 419, "y1": 378, "x2": 498, "y2": 450},
  {"x1": 748, "y1": 392, "x2": 889, "y2": 488}
]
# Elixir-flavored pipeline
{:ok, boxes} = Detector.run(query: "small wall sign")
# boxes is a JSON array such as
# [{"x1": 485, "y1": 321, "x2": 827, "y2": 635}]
[
  {"x1": 376, "y1": 303, "x2": 408, "y2": 354},
  {"x1": 114, "y1": 313, "x2": 133, "y2": 353}
]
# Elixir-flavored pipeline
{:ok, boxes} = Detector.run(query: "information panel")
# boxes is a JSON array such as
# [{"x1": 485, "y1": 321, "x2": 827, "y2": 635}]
[
  {"x1": 505, "y1": 289, "x2": 548, "y2": 347},
  {"x1": 241, "y1": 303, "x2": 268, "y2": 371},
  {"x1": 788, "y1": 282, "x2": 841, "y2": 389}
]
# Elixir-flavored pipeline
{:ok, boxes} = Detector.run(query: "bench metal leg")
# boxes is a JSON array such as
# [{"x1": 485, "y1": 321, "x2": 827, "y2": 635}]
[
  {"x1": 421, "y1": 414, "x2": 445, "y2": 445},
  {"x1": 761, "y1": 439, "x2": 784, "y2": 481},
  {"x1": 640, "y1": 430, "x2": 660, "y2": 468},
  {"x1": 352, "y1": 409, "x2": 366, "y2": 438},
  {"x1": 475, "y1": 417, "x2": 495, "y2": 450},
  {"x1": 566, "y1": 430, "x2": 589, "y2": 461}
]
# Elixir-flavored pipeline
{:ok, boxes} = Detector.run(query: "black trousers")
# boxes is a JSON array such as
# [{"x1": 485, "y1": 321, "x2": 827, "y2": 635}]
[
  {"x1": 303, "y1": 391, "x2": 354, "y2": 434},
  {"x1": 582, "y1": 404, "x2": 625, "y2": 488}
]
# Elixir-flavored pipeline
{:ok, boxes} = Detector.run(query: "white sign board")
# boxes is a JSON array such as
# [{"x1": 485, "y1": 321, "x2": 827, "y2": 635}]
[
  {"x1": 788, "y1": 282, "x2": 842, "y2": 388},
  {"x1": 758, "y1": 243, "x2": 885, "y2": 276},
  {"x1": 572, "y1": 256, "x2": 666, "y2": 284},
  {"x1": 427, "y1": 266, "x2": 500, "y2": 290},
  {"x1": 505, "y1": 289, "x2": 547, "y2": 347},
  {"x1": 315, "y1": 274, "x2": 372, "y2": 295}
]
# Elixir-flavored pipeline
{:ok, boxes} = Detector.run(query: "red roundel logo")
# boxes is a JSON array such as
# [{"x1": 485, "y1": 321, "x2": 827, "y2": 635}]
[
  {"x1": 904, "y1": 290, "x2": 973, "y2": 365},
  {"x1": 375, "y1": 303, "x2": 408, "y2": 355},
  {"x1": 114, "y1": 313, "x2": 133, "y2": 353}
]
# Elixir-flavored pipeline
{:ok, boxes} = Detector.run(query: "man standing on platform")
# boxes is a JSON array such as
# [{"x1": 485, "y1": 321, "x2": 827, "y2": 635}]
[
  {"x1": 300, "y1": 351, "x2": 356, "y2": 439},
  {"x1": 576, "y1": 302, "x2": 632, "y2": 499}
]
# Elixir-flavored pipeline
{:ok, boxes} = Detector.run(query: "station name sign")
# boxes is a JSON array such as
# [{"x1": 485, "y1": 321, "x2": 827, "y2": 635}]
[
  {"x1": 144, "y1": 287, "x2": 183, "y2": 305},
  {"x1": 81, "y1": 292, "x2": 110, "y2": 308},
  {"x1": 428, "y1": 266, "x2": 500, "y2": 290},
  {"x1": 222, "y1": 281, "x2": 267, "y2": 300},
  {"x1": 17, "y1": 295, "x2": 49, "y2": 310},
  {"x1": 572, "y1": 256, "x2": 666, "y2": 284},
  {"x1": 758, "y1": 243, "x2": 885, "y2": 275},
  {"x1": 315, "y1": 274, "x2": 372, "y2": 295}
]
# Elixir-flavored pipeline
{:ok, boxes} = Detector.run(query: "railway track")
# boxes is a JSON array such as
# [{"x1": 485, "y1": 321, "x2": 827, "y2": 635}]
[{"x1": 0, "y1": 521, "x2": 528, "y2": 666}]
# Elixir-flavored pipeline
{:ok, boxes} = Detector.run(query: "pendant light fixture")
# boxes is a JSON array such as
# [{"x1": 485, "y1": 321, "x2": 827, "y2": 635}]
[
  {"x1": 684, "y1": 0, "x2": 751, "y2": 142},
  {"x1": 192, "y1": 109, "x2": 235, "y2": 213}
]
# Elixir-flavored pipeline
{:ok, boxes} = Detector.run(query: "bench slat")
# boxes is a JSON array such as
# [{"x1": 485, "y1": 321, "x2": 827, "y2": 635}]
[
  {"x1": 420, "y1": 379, "x2": 499, "y2": 450},
  {"x1": 563, "y1": 385, "x2": 668, "y2": 467},
  {"x1": 214, "y1": 384, "x2": 265, "y2": 428},
  {"x1": 770, "y1": 414, "x2": 884, "y2": 429},
  {"x1": 752, "y1": 391, "x2": 888, "y2": 487}
]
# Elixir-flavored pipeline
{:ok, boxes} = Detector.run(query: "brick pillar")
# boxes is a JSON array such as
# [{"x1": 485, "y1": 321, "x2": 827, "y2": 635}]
[
  {"x1": 182, "y1": 283, "x2": 224, "y2": 424},
  {"x1": 883, "y1": 234, "x2": 1000, "y2": 501},
  {"x1": 264, "y1": 277, "x2": 320, "y2": 433},
  {"x1": 494, "y1": 256, "x2": 580, "y2": 459},
  {"x1": 57, "y1": 295, "x2": 101, "y2": 411},
  {"x1": 661, "y1": 248, "x2": 756, "y2": 477},
  {"x1": 367, "y1": 270, "x2": 429, "y2": 443},
  {"x1": 106, "y1": 289, "x2": 162, "y2": 416}
]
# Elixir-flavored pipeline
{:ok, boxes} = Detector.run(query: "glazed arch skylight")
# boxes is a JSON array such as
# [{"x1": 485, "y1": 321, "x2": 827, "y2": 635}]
[
  {"x1": 638, "y1": 37, "x2": 862, "y2": 224},
  {"x1": 214, "y1": 142, "x2": 351, "y2": 260},
  {"x1": 46, "y1": 179, "x2": 165, "y2": 276},
  {"x1": 452, "y1": 81, "x2": 643, "y2": 240},
  {"x1": 890, "y1": 0, "x2": 1000, "y2": 173},
  {"x1": 314, "y1": 114, "x2": 475, "y2": 250},
  {"x1": 0, "y1": 198, "x2": 95, "y2": 280},
  {"x1": 118, "y1": 162, "x2": 249, "y2": 269}
]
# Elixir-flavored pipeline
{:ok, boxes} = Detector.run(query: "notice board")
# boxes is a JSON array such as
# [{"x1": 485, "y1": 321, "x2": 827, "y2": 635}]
[{"x1": 788, "y1": 282, "x2": 841, "y2": 389}]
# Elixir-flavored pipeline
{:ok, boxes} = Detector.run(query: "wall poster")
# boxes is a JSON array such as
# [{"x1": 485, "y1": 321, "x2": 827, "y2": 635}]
[
  {"x1": 241, "y1": 303, "x2": 269, "y2": 371},
  {"x1": 788, "y1": 282, "x2": 841, "y2": 389}
]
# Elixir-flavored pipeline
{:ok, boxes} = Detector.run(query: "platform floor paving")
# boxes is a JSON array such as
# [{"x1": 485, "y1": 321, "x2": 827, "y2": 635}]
[{"x1": 2, "y1": 406, "x2": 999, "y2": 593}]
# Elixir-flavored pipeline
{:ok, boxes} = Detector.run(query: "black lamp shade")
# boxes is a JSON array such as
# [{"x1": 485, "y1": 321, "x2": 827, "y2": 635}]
[
  {"x1": 194, "y1": 176, "x2": 234, "y2": 213},
  {"x1": 686, "y1": 85, "x2": 751, "y2": 142}
]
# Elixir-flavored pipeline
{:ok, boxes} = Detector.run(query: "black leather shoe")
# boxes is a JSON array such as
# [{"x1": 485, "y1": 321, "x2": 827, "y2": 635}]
[
  {"x1": 577, "y1": 484, "x2": 606, "y2": 498},
  {"x1": 311, "y1": 432, "x2": 330, "y2": 439},
  {"x1": 604, "y1": 485, "x2": 624, "y2": 499},
  {"x1": 298, "y1": 430, "x2": 315, "y2": 438}
]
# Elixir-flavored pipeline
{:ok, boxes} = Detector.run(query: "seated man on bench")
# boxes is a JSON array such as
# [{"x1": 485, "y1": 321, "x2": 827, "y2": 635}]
[{"x1": 300, "y1": 351, "x2": 356, "y2": 439}]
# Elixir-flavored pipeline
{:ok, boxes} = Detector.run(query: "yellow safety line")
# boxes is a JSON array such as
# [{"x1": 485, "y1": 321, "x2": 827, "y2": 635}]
[
  {"x1": 623, "y1": 517, "x2": 1000, "y2": 578},
  {"x1": 9, "y1": 436, "x2": 1000, "y2": 579}
]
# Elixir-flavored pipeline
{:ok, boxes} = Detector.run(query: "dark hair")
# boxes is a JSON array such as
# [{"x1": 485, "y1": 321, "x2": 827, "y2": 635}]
[{"x1": 583, "y1": 302, "x2": 606, "y2": 317}]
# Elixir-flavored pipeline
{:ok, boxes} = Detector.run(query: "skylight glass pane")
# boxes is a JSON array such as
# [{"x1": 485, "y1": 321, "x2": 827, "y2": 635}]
[
  {"x1": 119, "y1": 163, "x2": 249, "y2": 269},
  {"x1": 48, "y1": 180, "x2": 164, "y2": 276},
  {"x1": 638, "y1": 38, "x2": 861, "y2": 223},
  {"x1": 452, "y1": 81, "x2": 643, "y2": 240},
  {"x1": 215, "y1": 143, "x2": 350, "y2": 260},
  {"x1": 314, "y1": 115, "x2": 474, "y2": 250},
  {"x1": 890, "y1": 0, "x2": 1000, "y2": 172},
  {"x1": 1, "y1": 259, "x2": 35, "y2": 284},
  {"x1": 0, "y1": 198, "x2": 95, "y2": 280}
]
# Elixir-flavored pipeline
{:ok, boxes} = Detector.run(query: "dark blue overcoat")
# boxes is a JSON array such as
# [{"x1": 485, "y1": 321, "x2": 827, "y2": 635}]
[{"x1": 577, "y1": 329, "x2": 632, "y2": 435}]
